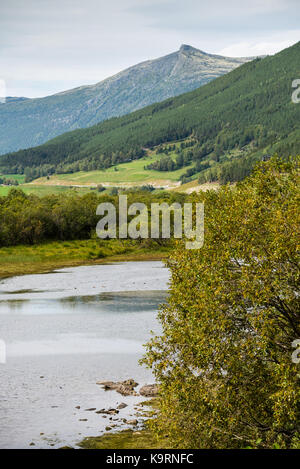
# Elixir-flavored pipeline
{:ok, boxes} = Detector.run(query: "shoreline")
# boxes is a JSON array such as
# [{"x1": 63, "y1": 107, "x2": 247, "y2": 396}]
[
  {"x1": 0, "y1": 239, "x2": 170, "y2": 280},
  {"x1": 78, "y1": 399, "x2": 168, "y2": 450},
  {"x1": 0, "y1": 242, "x2": 169, "y2": 449},
  {"x1": 78, "y1": 428, "x2": 165, "y2": 450}
]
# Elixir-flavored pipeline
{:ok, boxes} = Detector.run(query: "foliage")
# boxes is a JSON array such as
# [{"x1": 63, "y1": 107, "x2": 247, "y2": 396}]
[
  {"x1": 0, "y1": 188, "x2": 188, "y2": 247},
  {"x1": 0, "y1": 176, "x2": 19, "y2": 186},
  {"x1": 142, "y1": 157, "x2": 300, "y2": 449}
]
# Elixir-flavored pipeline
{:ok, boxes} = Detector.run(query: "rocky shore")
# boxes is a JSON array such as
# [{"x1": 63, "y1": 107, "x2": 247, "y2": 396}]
[
  {"x1": 96, "y1": 379, "x2": 159, "y2": 398},
  {"x1": 88, "y1": 379, "x2": 159, "y2": 432},
  {"x1": 78, "y1": 384, "x2": 162, "y2": 450}
]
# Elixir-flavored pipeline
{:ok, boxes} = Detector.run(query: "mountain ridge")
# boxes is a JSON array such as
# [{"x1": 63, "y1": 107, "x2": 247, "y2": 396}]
[
  {"x1": 1, "y1": 41, "x2": 298, "y2": 185},
  {"x1": 0, "y1": 45, "x2": 258, "y2": 155}
]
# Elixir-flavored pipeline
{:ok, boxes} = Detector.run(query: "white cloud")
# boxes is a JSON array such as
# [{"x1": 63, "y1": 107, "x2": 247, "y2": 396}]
[
  {"x1": 217, "y1": 32, "x2": 300, "y2": 57},
  {"x1": 0, "y1": 79, "x2": 6, "y2": 103},
  {"x1": 0, "y1": 0, "x2": 299, "y2": 97}
]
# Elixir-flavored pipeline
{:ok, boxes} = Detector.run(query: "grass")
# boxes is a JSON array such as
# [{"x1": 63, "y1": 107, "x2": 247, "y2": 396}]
[
  {"x1": 0, "y1": 238, "x2": 171, "y2": 279},
  {"x1": 0, "y1": 139, "x2": 229, "y2": 196},
  {"x1": 0, "y1": 186, "x2": 13, "y2": 196},
  {"x1": 79, "y1": 429, "x2": 169, "y2": 450},
  {"x1": 0, "y1": 184, "x2": 97, "y2": 197},
  {"x1": 0, "y1": 173, "x2": 26, "y2": 183},
  {"x1": 15, "y1": 141, "x2": 246, "y2": 196},
  {"x1": 79, "y1": 399, "x2": 169, "y2": 450},
  {"x1": 32, "y1": 155, "x2": 193, "y2": 186},
  {"x1": 0, "y1": 156, "x2": 193, "y2": 196},
  {"x1": 0, "y1": 140, "x2": 218, "y2": 195}
]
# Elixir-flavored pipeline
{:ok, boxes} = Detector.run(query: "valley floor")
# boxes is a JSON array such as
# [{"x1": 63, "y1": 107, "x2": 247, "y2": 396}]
[{"x1": 0, "y1": 180, "x2": 220, "y2": 197}]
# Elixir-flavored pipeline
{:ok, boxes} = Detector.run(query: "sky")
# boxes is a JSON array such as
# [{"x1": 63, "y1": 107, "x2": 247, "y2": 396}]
[{"x1": 0, "y1": 0, "x2": 299, "y2": 98}]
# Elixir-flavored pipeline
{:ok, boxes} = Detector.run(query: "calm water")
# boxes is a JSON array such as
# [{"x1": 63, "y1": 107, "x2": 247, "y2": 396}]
[{"x1": 0, "y1": 261, "x2": 169, "y2": 449}]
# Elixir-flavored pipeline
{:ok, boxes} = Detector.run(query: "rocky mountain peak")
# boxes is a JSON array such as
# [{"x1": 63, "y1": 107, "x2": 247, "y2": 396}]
[{"x1": 179, "y1": 44, "x2": 208, "y2": 55}]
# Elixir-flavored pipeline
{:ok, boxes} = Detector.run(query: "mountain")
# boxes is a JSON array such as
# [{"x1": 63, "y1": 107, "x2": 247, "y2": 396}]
[
  {"x1": 1, "y1": 42, "x2": 299, "y2": 184},
  {"x1": 0, "y1": 45, "x2": 257, "y2": 155},
  {"x1": 2, "y1": 97, "x2": 29, "y2": 104}
]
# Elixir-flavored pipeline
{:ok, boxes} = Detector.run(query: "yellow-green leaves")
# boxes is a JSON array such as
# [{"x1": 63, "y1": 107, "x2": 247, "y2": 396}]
[{"x1": 143, "y1": 156, "x2": 300, "y2": 449}]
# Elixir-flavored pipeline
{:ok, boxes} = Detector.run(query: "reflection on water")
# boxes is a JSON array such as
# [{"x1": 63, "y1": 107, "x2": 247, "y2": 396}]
[
  {"x1": 61, "y1": 290, "x2": 168, "y2": 313},
  {"x1": 0, "y1": 261, "x2": 169, "y2": 449},
  {"x1": 0, "y1": 290, "x2": 168, "y2": 316},
  {"x1": 0, "y1": 289, "x2": 47, "y2": 295}
]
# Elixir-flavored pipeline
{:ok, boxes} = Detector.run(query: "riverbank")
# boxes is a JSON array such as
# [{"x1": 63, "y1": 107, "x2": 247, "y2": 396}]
[
  {"x1": 79, "y1": 428, "x2": 168, "y2": 449},
  {"x1": 0, "y1": 239, "x2": 171, "y2": 279},
  {"x1": 79, "y1": 399, "x2": 169, "y2": 450},
  {"x1": 0, "y1": 262, "x2": 169, "y2": 448}
]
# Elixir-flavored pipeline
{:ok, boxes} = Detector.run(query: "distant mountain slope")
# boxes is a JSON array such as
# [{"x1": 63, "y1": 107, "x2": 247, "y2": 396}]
[
  {"x1": 1, "y1": 42, "x2": 299, "y2": 184},
  {"x1": 3, "y1": 97, "x2": 29, "y2": 104},
  {"x1": 0, "y1": 45, "x2": 256, "y2": 154}
]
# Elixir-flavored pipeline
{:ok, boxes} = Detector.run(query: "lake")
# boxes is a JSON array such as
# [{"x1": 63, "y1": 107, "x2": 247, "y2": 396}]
[{"x1": 0, "y1": 261, "x2": 169, "y2": 449}]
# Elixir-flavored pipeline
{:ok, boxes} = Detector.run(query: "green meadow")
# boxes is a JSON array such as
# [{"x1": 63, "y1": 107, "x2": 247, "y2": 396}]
[
  {"x1": 0, "y1": 238, "x2": 170, "y2": 279},
  {"x1": 1, "y1": 173, "x2": 26, "y2": 183},
  {"x1": 36, "y1": 154, "x2": 193, "y2": 185},
  {"x1": 0, "y1": 148, "x2": 195, "y2": 195},
  {"x1": 0, "y1": 184, "x2": 95, "y2": 197}
]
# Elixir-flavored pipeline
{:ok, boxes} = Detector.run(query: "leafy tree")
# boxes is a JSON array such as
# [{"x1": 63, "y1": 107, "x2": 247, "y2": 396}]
[{"x1": 143, "y1": 157, "x2": 300, "y2": 449}]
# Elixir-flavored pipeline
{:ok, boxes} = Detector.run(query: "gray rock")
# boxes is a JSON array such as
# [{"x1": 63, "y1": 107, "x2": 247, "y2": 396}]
[
  {"x1": 127, "y1": 419, "x2": 138, "y2": 426},
  {"x1": 97, "y1": 379, "x2": 138, "y2": 396},
  {"x1": 117, "y1": 403, "x2": 128, "y2": 409},
  {"x1": 96, "y1": 408, "x2": 119, "y2": 415},
  {"x1": 139, "y1": 384, "x2": 159, "y2": 397}
]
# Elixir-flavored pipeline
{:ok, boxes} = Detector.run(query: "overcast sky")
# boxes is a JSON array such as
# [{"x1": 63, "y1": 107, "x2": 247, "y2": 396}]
[{"x1": 1, "y1": 0, "x2": 299, "y2": 98}]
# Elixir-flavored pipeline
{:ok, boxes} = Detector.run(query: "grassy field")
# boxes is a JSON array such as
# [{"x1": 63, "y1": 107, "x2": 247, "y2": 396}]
[
  {"x1": 1, "y1": 173, "x2": 26, "y2": 183},
  {"x1": 0, "y1": 184, "x2": 97, "y2": 197},
  {"x1": 20, "y1": 144, "x2": 248, "y2": 194},
  {"x1": 34, "y1": 156, "x2": 192, "y2": 186},
  {"x1": 0, "y1": 154, "x2": 193, "y2": 196},
  {"x1": 0, "y1": 239, "x2": 170, "y2": 279},
  {"x1": 0, "y1": 140, "x2": 225, "y2": 196}
]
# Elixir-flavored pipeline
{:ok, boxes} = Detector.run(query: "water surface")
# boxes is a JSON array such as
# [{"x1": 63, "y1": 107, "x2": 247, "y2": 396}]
[{"x1": 0, "y1": 261, "x2": 169, "y2": 449}]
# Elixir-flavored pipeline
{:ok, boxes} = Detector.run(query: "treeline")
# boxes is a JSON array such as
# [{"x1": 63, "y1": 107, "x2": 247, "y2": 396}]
[
  {"x1": 145, "y1": 143, "x2": 207, "y2": 176},
  {"x1": 1, "y1": 42, "x2": 299, "y2": 184},
  {"x1": 145, "y1": 126, "x2": 282, "y2": 184},
  {"x1": 0, "y1": 188, "x2": 187, "y2": 247}
]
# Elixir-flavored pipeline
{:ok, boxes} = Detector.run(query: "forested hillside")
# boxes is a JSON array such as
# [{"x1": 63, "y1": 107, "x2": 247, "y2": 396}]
[{"x1": 1, "y1": 42, "x2": 299, "y2": 184}]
